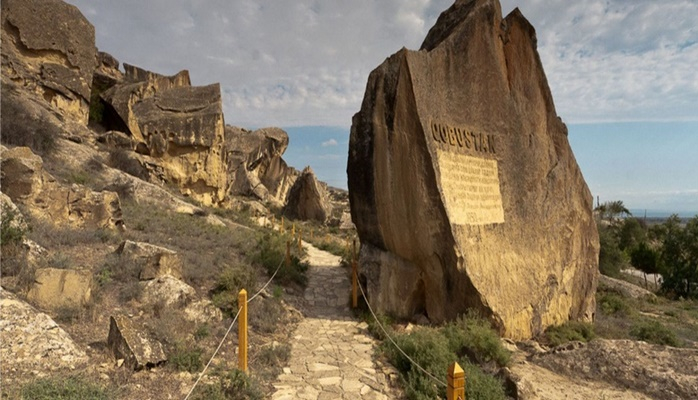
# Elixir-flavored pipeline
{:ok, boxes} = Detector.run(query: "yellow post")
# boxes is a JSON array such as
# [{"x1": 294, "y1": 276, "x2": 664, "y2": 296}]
[
  {"x1": 271, "y1": 215, "x2": 276, "y2": 229},
  {"x1": 310, "y1": 229, "x2": 314, "y2": 241},
  {"x1": 352, "y1": 239, "x2": 357, "y2": 262},
  {"x1": 352, "y1": 260, "x2": 358, "y2": 308},
  {"x1": 281, "y1": 216, "x2": 285, "y2": 233},
  {"x1": 286, "y1": 240, "x2": 291, "y2": 267},
  {"x1": 238, "y1": 289, "x2": 248, "y2": 373},
  {"x1": 292, "y1": 222, "x2": 295, "y2": 236},
  {"x1": 447, "y1": 362, "x2": 465, "y2": 400}
]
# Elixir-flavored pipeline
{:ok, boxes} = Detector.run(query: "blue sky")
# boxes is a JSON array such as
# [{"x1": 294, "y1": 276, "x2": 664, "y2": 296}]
[{"x1": 65, "y1": 0, "x2": 698, "y2": 214}]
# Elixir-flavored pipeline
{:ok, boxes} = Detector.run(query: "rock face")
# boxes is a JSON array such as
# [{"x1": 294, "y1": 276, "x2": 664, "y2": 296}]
[
  {"x1": 27, "y1": 268, "x2": 93, "y2": 310},
  {"x1": 283, "y1": 167, "x2": 332, "y2": 223},
  {"x1": 347, "y1": 0, "x2": 598, "y2": 339},
  {"x1": 108, "y1": 315, "x2": 166, "y2": 371},
  {"x1": 0, "y1": 146, "x2": 123, "y2": 229},
  {"x1": 225, "y1": 125, "x2": 298, "y2": 205},
  {"x1": 531, "y1": 339, "x2": 698, "y2": 400},
  {"x1": 115, "y1": 241, "x2": 183, "y2": 281},
  {"x1": 0, "y1": 288, "x2": 88, "y2": 377},
  {"x1": 1, "y1": 0, "x2": 97, "y2": 124}
]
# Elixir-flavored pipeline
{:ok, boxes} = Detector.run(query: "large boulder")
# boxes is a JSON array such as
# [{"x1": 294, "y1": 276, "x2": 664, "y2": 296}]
[
  {"x1": 0, "y1": 146, "x2": 124, "y2": 229},
  {"x1": 283, "y1": 166, "x2": 332, "y2": 223},
  {"x1": 347, "y1": 0, "x2": 598, "y2": 339},
  {"x1": 1, "y1": 0, "x2": 97, "y2": 124},
  {"x1": 225, "y1": 125, "x2": 298, "y2": 205},
  {"x1": 115, "y1": 240, "x2": 183, "y2": 281},
  {"x1": 27, "y1": 268, "x2": 93, "y2": 310},
  {"x1": 107, "y1": 315, "x2": 166, "y2": 371}
]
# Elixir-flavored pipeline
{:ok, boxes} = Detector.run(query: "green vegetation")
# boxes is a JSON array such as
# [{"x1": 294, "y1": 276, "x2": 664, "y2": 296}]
[
  {"x1": 543, "y1": 321, "x2": 595, "y2": 347},
  {"x1": 629, "y1": 319, "x2": 682, "y2": 347},
  {"x1": 252, "y1": 232, "x2": 308, "y2": 287},
  {"x1": 170, "y1": 344, "x2": 204, "y2": 373},
  {"x1": 370, "y1": 313, "x2": 509, "y2": 400},
  {"x1": 595, "y1": 201, "x2": 698, "y2": 299},
  {"x1": 1, "y1": 204, "x2": 27, "y2": 246},
  {"x1": 190, "y1": 369, "x2": 263, "y2": 400},
  {"x1": 20, "y1": 375, "x2": 112, "y2": 400}
]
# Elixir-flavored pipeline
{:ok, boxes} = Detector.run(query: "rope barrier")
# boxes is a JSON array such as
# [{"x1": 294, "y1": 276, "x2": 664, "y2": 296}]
[
  {"x1": 356, "y1": 273, "x2": 448, "y2": 388},
  {"x1": 183, "y1": 257, "x2": 285, "y2": 399}
]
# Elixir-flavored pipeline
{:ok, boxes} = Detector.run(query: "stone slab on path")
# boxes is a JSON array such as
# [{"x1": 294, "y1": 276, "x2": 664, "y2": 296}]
[{"x1": 272, "y1": 243, "x2": 402, "y2": 400}]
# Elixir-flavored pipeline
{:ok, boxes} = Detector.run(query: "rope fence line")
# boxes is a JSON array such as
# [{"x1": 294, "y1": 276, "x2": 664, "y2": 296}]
[{"x1": 183, "y1": 256, "x2": 286, "y2": 399}]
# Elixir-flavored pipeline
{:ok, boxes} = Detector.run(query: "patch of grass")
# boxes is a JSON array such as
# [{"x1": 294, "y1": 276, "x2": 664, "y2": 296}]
[
  {"x1": 630, "y1": 319, "x2": 682, "y2": 347},
  {"x1": 1, "y1": 90, "x2": 59, "y2": 156},
  {"x1": 27, "y1": 219, "x2": 120, "y2": 248},
  {"x1": 254, "y1": 342, "x2": 291, "y2": 380},
  {"x1": 252, "y1": 232, "x2": 308, "y2": 287},
  {"x1": 249, "y1": 297, "x2": 283, "y2": 334},
  {"x1": 118, "y1": 281, "x2": 142, "y2": 303},
  {"x1": 169, "y1": 343, "x2": 204, "y2": 373},
  {"x1": 597, "y1": 292, "x2": 632, "y2": 316},
  {"x1": 190, "y1": 369, "x2": 263, "y2": 400},
  {"x1": 381, "y1": 323, "x2": 507, "y2": 400},
  {"x1": 543, "y1": 320, "x2": 596, "y2": 347},
  {"x1": 20, "y1": 375, "x2": 112, "y2": 399},
  {"x1": 194, "y1": 324, "x2": 210, "y2": 340},
  {"x1": 210, "y1": 264, "x2": 256, "y2": 316}
]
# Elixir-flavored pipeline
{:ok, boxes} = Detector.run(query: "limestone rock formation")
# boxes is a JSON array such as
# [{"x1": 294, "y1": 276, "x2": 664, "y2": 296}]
[
  {"x1": 225, "y1": 125, "x2": 298, "y2": 205},
  {"x1": 347, "y1": 0, "x2": 598, "y2": 339},
  {"x1": 139, "y1": 275, "x2": 222, "y2": 324},
  {"x1": 115, "y1": 241, "x2": 183, "y2": 281},
  {"x1": 1, "y1": 146, "x2": 124, "y2": 229},
  {"x1": 1, "y1": 0, "x2": 97, "y2": 124},
  {"x1": 0, "y1": 288, "x2": 88, "y2": 378},
  {"x1": 108, "y1": 315, "x2": 166, "y2": 371},
  {"x1": 283, "y1": 167, "x2": 332, "y2": 223},
  {"x1": 27, "y1": 268, "x2": 93, "y2": 310}
]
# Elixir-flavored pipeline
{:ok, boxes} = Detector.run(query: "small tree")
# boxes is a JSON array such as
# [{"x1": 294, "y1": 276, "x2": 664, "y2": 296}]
[
  {"x1": 619, "y1": 217, "x2": 647, "y2": 252},
  {"x1": 659, "y1": 215, "x2": 698, "y2": 298},
  {"x1": 630, "y1": 241, "x2": 660, "y2": 289}
]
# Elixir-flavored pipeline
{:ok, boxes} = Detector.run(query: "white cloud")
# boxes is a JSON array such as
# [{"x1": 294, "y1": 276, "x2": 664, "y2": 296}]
[
  {"x1": 321, "y1": 139, "x2": 338, "y2": 147},
  {"x1": 65, "y1": 0, "x2": 698, "y2": 127}
]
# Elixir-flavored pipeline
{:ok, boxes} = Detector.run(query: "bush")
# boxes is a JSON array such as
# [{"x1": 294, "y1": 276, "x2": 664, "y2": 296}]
[
  {"x1": 252, "y1": 233, "x2": 308, "y2": 287},
  {"x1": 190, "y1": 369, "x2": 263, "y2": 400},
  {"x1": 442, "y1": 313, "x2": 511, "y2": 367},
  {"x1": 380, "y1": 320, "x2": 507, "y2": 400},
  {"x1": 598, "y1": 223, "x2": 627, "y2": 277},
  {"x1": 211, "y1": 264, "x2": 256, "y2": 316},
  {"x1": 543, "y1": 320, "x2": 595, "y2": 347},
  {"x1": 169, "y1": 344, "x2": 204, "y2": 373},
  {"x1": 597, "y1": 293, "x2": 632, "y2": 316},
  {"x1": 630, "y1": 319, "x2": 682, "y2": 347},
  {"x1": 1, "y1": 204, "x2": 27, "y2": 246},
  {"x1": 21, "y1": 375, "x2": 111, "y2": 399}
]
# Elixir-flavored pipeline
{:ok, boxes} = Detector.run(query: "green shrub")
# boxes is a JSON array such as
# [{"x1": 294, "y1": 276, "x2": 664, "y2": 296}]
[
  {"x1": 630, "y1": 319, "x2": 682, "y2": 347},
  {"x1": 190, "y1": 369, "x2": 263, "y2": 400},
  {"x1": 194, "y1": 324, "x2": 210, "y2": 340},
  {"x1": 1, "y1": 204, "x2": 28, "y2": 246},
  {"x1": 544, "y1": 320, "x2": 595, "y2": 347},
  {"x1": 211, "y1": 264, "x2": 256, "y2": 316},
  {"x1": 380, "y1": 323, "x2": 507, "y2": 400},
  {"x1": 597, "y1": 293, "x2": 632, "y2": 316},
  {"x1": 252, "y1": 233, "x2": 308, "y2": 287},
  {"x1": 442, "y1": 313, "x2": 511, "y2": 367},
  {"x1": 169, "y1": 344, "x2": 204, "y2": 373},
  {"x1": 20, "y1": 375, "x2": 111, "y2": 399}
]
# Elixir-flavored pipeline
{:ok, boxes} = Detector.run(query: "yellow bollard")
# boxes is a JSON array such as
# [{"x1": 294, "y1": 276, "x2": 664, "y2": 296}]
[
  {"x1": 238, "y1": 289, "x2": 248, "y2": 373},
  {"x1": 310, "y1": 229, "x2": 314, "y2": 241},
  {"x1": 292, "y1": 222, "x2": 295, "y2": 236},
  {"x1": 447, "y1": 362, "x2": 465, "y2": 400},
  {"x1": 286, "y1": 240, "x2": 291, "y2": 267},
  {"x1": 352, "y1": 260, "x2": 358, "y2": 308},
  {"x1": 352, "y1": 239, "x2": 357, "y2": 262}
]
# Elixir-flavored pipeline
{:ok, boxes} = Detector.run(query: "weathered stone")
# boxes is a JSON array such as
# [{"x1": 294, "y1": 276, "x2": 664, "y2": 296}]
[
  {"x1": 0, "y1": 288, "x2": 88, "y2": 377},
  {"x1": 347, "y1": 0, "x2": 598, "y2": 339},
  {"x1": 225, "y1": 125, "x2": 298, "y2": 204},
  {"x1": 108, "y1": 315, "x2": 166, "y2": 371},
  {"x1": 1, "y1": 0, "x2": 97, "y2": 124},
  {"x1": 26, "y1": 268, "x2": 92, "y2": 310},
  {"x1": 284, "y1": 167, "x2": 332, "y2": 223},
  {"x1": 115, "y1": 240, "x2": 183, "y2": 281},
  {"x1": 139, "y1": 275, "x2": 222, "y2": 324},
  {"x1": 96, "y1": 130, "x2": 134, "y2": 149},
  {"x1": 0, "y1": 146, "x2": 124, "y2": 229},
  {"x1": 531, "y1": 339, "x2": 698, "y2": 400}
]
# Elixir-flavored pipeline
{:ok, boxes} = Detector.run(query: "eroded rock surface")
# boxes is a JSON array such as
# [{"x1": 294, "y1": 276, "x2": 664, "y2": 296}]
[
  {"x1": 107, "y1": 315, "x2": 166, "y2": 371},
  {"x1": 1, "y1": 0, "x2": 97, "y2": 124},
  {"x1": 348, "y1": 0, "x2": 598, "y2": 339},
  {"x1": 27, "y1": 268, "x2": 93, "y2": 310},
  {"x1": 283, "y1": 166, "x2": 332, "y2": 223},
  {"x1": 1, "y1": 146, "x2": 124, "y2": 229},
  {"x1": 115, "y1": 240, "x2": 183, "y2": 281}
]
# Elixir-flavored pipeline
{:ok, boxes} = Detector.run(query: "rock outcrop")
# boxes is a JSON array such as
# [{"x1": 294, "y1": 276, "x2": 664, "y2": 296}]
[
  {"x1": 225, "y1": 125, "x2": 298, "y2": 205},
  {"x1": 0, "y1": 288, "x2": 88, "y2": 378},
  {"x1": 27, "y1": 268, "x2": 93, "y2": 310},
  {"x1": 108, "y1": 315, "x2": 166, "y2": 371},
  {"x1": 347, "y1": 0, "x2": 598, "y2": 339},
  {"x1": 139, "y1": 275, "x2": 222, "y2": 324},
  {"x1": 283, "y1": 166, "x2": 332, "y2": 223},
  {"x1": 1, "y1": 146, "x2": 123, "y2": 229},
  {"x1": 115, "y1": 240, "x2": 183, "y2": 281},
  {"x1": 1, "y1": 0, "x2": 97, "y2": 124}
]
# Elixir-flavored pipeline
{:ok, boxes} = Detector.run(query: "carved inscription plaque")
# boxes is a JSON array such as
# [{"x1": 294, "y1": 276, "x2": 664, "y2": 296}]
[{"x1": 435, "y1": 151, "x2": 505, "y2": 225}]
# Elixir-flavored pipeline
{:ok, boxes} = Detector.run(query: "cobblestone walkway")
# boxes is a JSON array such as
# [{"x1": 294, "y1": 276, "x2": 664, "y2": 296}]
[{"x1": 272, "y1": 244, "x2": 401, "y2": 400}]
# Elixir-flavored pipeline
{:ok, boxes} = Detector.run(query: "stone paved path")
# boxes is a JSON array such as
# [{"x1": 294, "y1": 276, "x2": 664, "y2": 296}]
[{"x1": 272, "y1": 243, "x2": 402, "y2": 400}]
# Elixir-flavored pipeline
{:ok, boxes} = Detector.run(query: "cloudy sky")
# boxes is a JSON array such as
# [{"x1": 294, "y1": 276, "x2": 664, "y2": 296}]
[{"x1": 66, "y1": 0, "x2": 698, "y2": 213}]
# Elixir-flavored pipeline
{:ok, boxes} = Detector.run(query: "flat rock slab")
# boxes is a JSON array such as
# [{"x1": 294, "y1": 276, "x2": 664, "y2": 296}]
[{"x1": 271, "y1": 243, "x2": 402, "y2": 400}]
